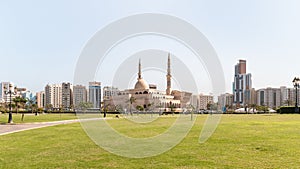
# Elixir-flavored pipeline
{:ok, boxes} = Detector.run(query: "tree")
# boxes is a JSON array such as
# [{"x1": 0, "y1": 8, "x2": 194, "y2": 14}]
[
  {"x1": 146, "y1": 102, "x2": 155, "y2": 112},
  {"x1": 284, "y1": 99, "x2": 292, "y2": 106},
  {"x1": 207, "y1": 102, "x2": 212, "y2": 110},
  {"x1": 37, "y1": 107, "x2": 44, "y2": 114},
  {"x1": 13, "y1": 96, "x2": 27, "y2": 114},
  {"x1": 0, "y1": 104, "x2": 6, "y2": 113},
  {"x1": 249, "y1": 104, "x2": 257, "y2": 113},
  {"x1": 115, "y1": 105, "x2": 123, "y2": 113},
  {"x1": 127, "y1": 96, "x2": 136, "y2": 115},
  {"x1": 102, "y1": 103, "x2": 111, "y2": 118},
  {"x1": 169, "y1": 102, "x2": 176, "y2": 115},
  {"x1": 257, "y1": 105, "x2": 268, "y2": 113},
  {"x1": 45, "y1": 104, "x2": 53, "y2": 113},
  {"x1": 136, "y1": 105, "x2": 144, "y2": 111},
  {"x1": 77, "y1": 102, "x2": 93, "y2": 113},
  {"x1": 27, "y1": 98, "x2": 37, "y2": 115}
]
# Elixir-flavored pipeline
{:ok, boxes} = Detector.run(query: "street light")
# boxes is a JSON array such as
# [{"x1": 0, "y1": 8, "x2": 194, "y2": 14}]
[
  {"x1": 292, "y1": 77, "x2": 300, "y2": 113},
  {"x1": 4, "y1": 84, "x2": 17, "y2": 123}
]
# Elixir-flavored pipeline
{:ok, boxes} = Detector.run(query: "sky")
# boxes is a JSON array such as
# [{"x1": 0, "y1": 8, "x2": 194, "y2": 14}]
[{"x1": 1, "y1": 0, "x2": 300, "y2": 95}]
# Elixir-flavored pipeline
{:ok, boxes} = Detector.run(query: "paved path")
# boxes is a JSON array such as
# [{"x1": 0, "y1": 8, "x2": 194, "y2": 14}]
[{"x1": 0, "y1": 118, "x2": 103, "y2": 136}]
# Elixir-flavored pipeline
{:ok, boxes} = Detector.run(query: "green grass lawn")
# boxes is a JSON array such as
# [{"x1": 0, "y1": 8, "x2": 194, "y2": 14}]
[
  {"x1": 0, "y1": 114, "x2": 300, "y2": 168},
  {"x1": 0, "y1": 113, "x2": 77, "y2": 124}
]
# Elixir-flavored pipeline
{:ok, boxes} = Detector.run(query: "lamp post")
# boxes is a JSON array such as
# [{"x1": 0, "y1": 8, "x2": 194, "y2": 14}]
[
  {"x1": 4, "y1": 84, "x2": 17, "y2": 123},
  {"x1": 293, "y1": 77, "x2": 300, "y2": 113}
]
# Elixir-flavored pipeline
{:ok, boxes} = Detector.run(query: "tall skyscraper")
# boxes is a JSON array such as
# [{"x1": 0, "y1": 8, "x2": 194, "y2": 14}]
[
  {"x1": 73, "y1": 85, "x2": 87, "y2": 108},
  {"x1": 89, "y1": 81, "x2": 101, "y2": 109},
  {"x1": 45, "y1": 84, "x2": 62, "y2": 109},
  {"x1": 166, "y1": 53, "x2": 172, "y2": 95},
  {"x1": 233, "y1": 60, "x2": 252, "y2": 107},
  {"x1": 62, "y1": 82, "x2": 73, "y2": 110}
]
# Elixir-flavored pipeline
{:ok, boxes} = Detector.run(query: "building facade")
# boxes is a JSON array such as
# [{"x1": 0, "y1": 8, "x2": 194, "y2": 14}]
[
  {"x1": 45, "y1": 84, "x2": 62, "y2": 109},
  {"x1": 89, "y1": 81, "x2": 101, "y2": 109},
  {"x1": 233, "y1": 60, "x2": 253, "y2": 107},
  {"x1": 0, "y1": 82, "x2": 17, "y2": 103},
  {"x1": 61, "y1": 82, "x2": 73, "y2": 110},
  {"x1": 36, "y1": 91, "x2": 45, "y2": 108},
  {"x1": 199, "y1": 94, "x2": 214, "y2": 110},
  {"x1": 73, "y1": 85, "x2": 87, "y2": 108},
  {"x1": 104, "y1": 55, "x2": 190, "y2": 112},
  {"x1": 256, "y1": 88, "x2": 281, "y2": 109},
  {"x1": 103, "y1": 86, "x2": 119, "y2": 101},
  {"x1": 218, "y1": 93, "x2": 234, "y2": 110}
]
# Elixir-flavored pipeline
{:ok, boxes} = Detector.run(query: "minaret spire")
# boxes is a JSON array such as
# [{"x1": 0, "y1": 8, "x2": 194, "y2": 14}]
[
  {"x1": 138, "y1": 58, "x2": 142, "y2": 79},
  {"x1": 166, "y1": 53, "x2": 172, "y2": 95}
]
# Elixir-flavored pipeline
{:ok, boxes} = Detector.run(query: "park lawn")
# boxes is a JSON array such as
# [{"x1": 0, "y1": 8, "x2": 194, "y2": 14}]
[
  {"x1": 0, "y1": 113, "x2": 77, "y2": 124},
  {"x1": 0, "y1": 114, "x2": 300, "y2": 168}
]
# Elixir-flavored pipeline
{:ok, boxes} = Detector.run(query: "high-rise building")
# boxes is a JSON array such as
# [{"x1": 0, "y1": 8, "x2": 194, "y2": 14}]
[
  {"x1": 36, "y1": 91, "x2": 45, "y2": 108},
  {"x1": 61, "y1": 82, "x2": 73, "y2": 110},
  {"x1": 286, "y1": 87, "x2": 300, "y2": 106},
  {"x1": 250, "y1": 88, "x2": 257, "y2": 105},
  {"x1": 233, "y1": 60, "x2": 253, "y2": 107},
  {"x1": 256, "y1": 87, "x2": 281, "y2": 109},
  {"x1": 73, "y1": 85, "x2": 87, "y2": 108},
  {"x1": 45, "y1": 84, "x2": 62, "y2": 109},
  {"x1": 199, "y1": 94, "x2": 214, "y2": 110},
  {"x1": 218, "y1": 93, "x2": 234, "y2": 110},
  {"x1": 280, "y1": 86, "x2": 289, "y2": 106},
  {"x1": 89, "y1": 81, "x2": 101, "y2": 109}
]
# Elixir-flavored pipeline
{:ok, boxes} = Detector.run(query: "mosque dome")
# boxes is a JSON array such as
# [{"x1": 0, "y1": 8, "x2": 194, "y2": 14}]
[{"x1": 134, "y1": 78, "x2": 149, "y2": 90}]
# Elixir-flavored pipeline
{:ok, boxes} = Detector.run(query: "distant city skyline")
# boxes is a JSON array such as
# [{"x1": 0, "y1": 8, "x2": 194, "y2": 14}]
[{"x1": 1, "y1": 1, "x2": 300, "y2": 93}]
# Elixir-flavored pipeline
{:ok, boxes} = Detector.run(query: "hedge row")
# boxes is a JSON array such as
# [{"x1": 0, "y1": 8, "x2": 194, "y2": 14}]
[{"x1": 277, "y1": 107, "x2": 300, "y2": 114}]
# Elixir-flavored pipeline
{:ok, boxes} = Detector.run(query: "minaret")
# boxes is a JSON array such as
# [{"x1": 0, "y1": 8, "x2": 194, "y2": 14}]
[
  {"x1": 138, "y1": 59, "x2": 142, "y2": 80},
  {"x1": 166, "y1": 53, "x2": 172, "y2": 95}
]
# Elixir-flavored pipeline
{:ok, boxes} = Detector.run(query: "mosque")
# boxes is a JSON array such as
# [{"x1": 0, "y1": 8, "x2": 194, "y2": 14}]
[{"x1": 104, "y1": 53, "x2": 192, "y2": 112}]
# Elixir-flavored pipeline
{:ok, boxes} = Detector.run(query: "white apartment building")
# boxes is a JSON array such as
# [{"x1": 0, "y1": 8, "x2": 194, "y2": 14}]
[
  {"x1": 256, "y1": 88, "x2": 282, "y2": 109},
  {"x1": 45, "y1": 84, "x2": 62, "y2": 109},
  {"x1": 0, "y1": 82, "x2": 18, "y2": 103}
]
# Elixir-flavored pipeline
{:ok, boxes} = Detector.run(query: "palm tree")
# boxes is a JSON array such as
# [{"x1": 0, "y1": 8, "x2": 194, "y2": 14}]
[
  {"x1": 27, "y1": 98, "x2": 37, "y2": 115},
  {"x1": 127, "y1": 96, "x2": 136, "y2": 115}
]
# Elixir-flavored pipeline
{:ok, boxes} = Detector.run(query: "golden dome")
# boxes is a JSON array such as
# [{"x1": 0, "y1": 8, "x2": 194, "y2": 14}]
[{"x1": 134, "y1": 78, "x2": 149, "y2": 90}]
